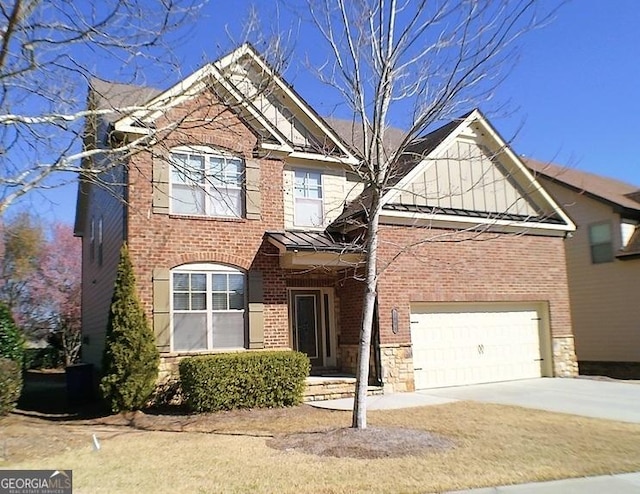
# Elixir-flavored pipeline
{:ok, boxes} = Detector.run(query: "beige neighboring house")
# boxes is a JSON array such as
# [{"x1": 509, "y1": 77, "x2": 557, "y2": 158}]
[{"x1": 526, "y1": 159, "x2": 640, "y2": 378}]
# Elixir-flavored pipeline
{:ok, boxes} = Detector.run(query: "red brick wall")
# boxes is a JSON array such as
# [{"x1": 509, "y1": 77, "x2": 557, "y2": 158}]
[
  {"x1": 336, "y1": 274, "x2": 365, "y2": 345},
  {"x1": 126, "y1": 89, "x2": 292, "y2": 349},
  {"x1": 375, "y1": 225, "x2": 573, "y2": 345}
]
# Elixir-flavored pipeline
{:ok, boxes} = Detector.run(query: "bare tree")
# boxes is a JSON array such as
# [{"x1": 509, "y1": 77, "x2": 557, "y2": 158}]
[
  {"x1": 0, "y1": 0, "x2": 202, "y2": 214},
  {"x1": 293, "y1": 0, "x2": 561, "y2": 429}
]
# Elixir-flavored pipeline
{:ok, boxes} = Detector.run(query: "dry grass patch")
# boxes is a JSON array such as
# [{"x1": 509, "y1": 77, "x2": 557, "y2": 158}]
[{"x1": 4, "y1": 401, "x2": 640, "y2": 493}]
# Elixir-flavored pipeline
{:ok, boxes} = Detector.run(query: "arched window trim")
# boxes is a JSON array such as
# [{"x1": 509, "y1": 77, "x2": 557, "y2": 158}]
[{"x1": 170, "y1": 263, "x2": 246, "y2": 352}]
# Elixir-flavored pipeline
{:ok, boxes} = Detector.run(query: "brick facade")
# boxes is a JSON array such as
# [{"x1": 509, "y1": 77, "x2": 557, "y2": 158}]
[
  {"x1": 82, "y1": 82, "x2": 578, "y2": 392},
  {"x1": 373, "y1": 225, "x2": 577, "y2": 391}
]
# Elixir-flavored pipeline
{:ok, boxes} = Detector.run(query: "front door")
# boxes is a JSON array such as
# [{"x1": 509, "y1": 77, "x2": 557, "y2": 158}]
[{"x1": 291, "y1": 290, "x2": 323, "y2": 368}]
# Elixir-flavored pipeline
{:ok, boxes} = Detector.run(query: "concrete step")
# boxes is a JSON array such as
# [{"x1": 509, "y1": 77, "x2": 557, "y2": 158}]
[{"x1": 304, "y1": 376, "x2": 384, "y2": 402}]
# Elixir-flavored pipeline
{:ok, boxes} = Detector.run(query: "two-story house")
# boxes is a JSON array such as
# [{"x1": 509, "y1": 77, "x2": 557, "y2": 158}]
[
  {"x1": 75, "y1": 44, "x2": 578, "y2": 393},
  {"x1": 526, "y1": 159, "x2": 640, "y2": 378}
]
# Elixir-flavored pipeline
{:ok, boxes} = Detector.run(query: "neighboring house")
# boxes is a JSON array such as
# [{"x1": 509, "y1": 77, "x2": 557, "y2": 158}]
[
  {"x1": 526, "y1": 160, "x2": 640, "y2": 378},
  {"x1": 74, "y1": 44, "x2": 578, "y2": 393}
]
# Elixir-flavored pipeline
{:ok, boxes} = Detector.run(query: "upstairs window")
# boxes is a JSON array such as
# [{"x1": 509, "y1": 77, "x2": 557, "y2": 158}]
[
  {"x1": 589, "y1": 222, "x2": 613, "y2": 264},
  {"x1": 294, "y1": 169, "x2": 324, "y2": 227},
  {"x1": 170, "y1": 149, "x2": 244, "y2": 218}
]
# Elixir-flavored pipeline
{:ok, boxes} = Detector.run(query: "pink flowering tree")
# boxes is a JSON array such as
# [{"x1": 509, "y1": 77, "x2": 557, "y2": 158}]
[
  {"x1": 36, "y1": 224, "x2": 82, "y2": 365},
  {"x1": 1, "y1": 217, "x2": 81, "y2": 366}
]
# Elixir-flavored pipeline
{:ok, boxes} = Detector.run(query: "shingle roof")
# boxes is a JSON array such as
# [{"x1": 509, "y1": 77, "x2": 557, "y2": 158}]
[
  {"x1": 89, "y1": 78, "x2": 162, "y2": 123},
  {"x1": 524, "y1": 158, "x2": 640, "y2": 213},
  {"x1": 322, "y1": 117, "x2": 407, "y2": 163}
]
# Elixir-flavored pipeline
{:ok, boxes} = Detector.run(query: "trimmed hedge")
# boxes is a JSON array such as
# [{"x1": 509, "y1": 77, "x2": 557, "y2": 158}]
[
  {"x1": 179, "y1": 351, "x2": 310, "y2": 412},
  {"x1": 0, "y1": 357, "x2": 23, "y2": 415}
]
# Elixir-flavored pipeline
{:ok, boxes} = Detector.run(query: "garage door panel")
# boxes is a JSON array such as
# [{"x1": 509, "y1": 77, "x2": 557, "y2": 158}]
[{"x1": 411, "y1": 306, "x2": 543, "y2": 389}]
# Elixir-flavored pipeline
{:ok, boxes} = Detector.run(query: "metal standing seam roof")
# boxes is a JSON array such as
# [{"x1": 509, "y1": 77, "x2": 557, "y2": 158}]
[
  {"x1": 265, "y1": 230, "x2": 363, "y2": 253},
  {"x1": 382, "y1": 204, "x2": 566, "y2": 224}
]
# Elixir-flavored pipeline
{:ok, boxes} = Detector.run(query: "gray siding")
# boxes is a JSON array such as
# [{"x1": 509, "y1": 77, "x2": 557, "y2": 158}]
[{"x1": 80, "y1": 162, "x2": 126, "y2": 369}]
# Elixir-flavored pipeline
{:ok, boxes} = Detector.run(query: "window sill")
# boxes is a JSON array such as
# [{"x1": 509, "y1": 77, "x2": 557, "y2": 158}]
[
  {"x1": 164, "y1": 348, "x2": 247, "y2": 356},
  {"x1": 168, "y1": 214, "x2": 245, "y2": 223}
]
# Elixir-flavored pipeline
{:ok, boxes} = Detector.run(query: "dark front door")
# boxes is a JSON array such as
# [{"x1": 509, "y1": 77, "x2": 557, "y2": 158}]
[{"x1": 291, "y1": 290, "x2": 323, "y2": 368}]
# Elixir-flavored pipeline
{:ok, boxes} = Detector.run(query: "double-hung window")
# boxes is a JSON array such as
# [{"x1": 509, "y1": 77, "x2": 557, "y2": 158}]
[
  {"x1": 172, "y1": 264, "x2": 245, "y2": 351},
  {"x1": 294, "y1": 169, "x2": 324, "y2": 227},
  {"x1": 170, "y1": 148, "x2": 244, "y2": 218},
  {"x1": 588, "y1": 222, "x2": 613, "y2": 263}
]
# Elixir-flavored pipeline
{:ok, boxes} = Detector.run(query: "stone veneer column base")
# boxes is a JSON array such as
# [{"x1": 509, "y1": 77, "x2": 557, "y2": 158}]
[
  {"x1": 552, "y1": 336, "x2": 579, "y2": 377},
  {"x1": 379, "y1": 344, "x2": 415, "y2": 393}
]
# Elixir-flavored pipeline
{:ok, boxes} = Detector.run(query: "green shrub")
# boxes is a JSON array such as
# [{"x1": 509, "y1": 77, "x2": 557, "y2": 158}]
[
  {"x1": 150, "y1": 377, "x2": 183, "y2": 408},
  {"x1": 179, "y1": 351, "x2": 310, "y2": 412},
  {"x1": 0, "y1": 357, "x2": 23, "y2": 415},
  {"x1": 0, "y1": 303, "x2": 24, "y2": 368},
  {"x1": 100, "y1": 244, "x2": 159, "y2": 412},
  {"x1": 23, "y1": 347, "x2": 63, "y2": 370}
]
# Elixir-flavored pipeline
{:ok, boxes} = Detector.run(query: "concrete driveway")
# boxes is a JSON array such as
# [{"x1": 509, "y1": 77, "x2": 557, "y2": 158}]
[{"x1": 419, "y1": 377, "x2": 640, "y2": 423}]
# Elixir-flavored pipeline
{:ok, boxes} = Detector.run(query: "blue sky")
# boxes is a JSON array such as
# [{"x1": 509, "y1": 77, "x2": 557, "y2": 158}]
[{"x1": 24, "y1": 0, "x2": 640, "y2": 225}]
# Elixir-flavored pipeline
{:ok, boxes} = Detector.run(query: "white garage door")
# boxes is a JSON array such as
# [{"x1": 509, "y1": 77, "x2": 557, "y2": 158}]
[{"x1": 411, "y1": 304, "x2": 546, "y2": 389}]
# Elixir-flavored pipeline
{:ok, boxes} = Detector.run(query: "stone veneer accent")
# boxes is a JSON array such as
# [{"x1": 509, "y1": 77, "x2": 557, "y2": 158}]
[
  {"x1": 375, "y1": 337, "x2": 578, "y2": 393},
  {"x1": 552, "y1": 336, "x2": 579, "y2": 377},
  {"x1": 379, "y1": 344, "x2": 415, "y2": 393}
]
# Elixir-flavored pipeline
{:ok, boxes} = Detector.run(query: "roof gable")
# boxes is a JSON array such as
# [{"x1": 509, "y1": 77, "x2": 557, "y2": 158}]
[
  {"x1": 380, "y1": 110, "x2": 575, "y2": 233},
  {"x1": 113, "y1": 44, "x2": 358, "y2": 164}
]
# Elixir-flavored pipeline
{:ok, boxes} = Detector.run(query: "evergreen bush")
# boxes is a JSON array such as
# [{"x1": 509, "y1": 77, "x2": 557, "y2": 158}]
[
  {"x1": 0, "y1": 303, "x2": 24, "y2": 368},
  {"x1": 0, "y1": 358, "x2": 22, "y2": 415},
  {"x1": 179, "y1": 351, "x2": 310, "y2": 412},
  {"x1": 100, "y1": 244, "x2": 159, "y2": 412}
]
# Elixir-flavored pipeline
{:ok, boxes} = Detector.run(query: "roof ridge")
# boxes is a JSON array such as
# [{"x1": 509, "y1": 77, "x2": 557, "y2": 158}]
[{"x1": 524, "y1": 157, "x2": 640, "y2": 212}]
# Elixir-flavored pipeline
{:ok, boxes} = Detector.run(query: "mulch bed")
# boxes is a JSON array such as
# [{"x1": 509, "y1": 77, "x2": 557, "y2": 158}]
[{"x1": 267, "y1": 426, "x2": 455, "y2": 459}]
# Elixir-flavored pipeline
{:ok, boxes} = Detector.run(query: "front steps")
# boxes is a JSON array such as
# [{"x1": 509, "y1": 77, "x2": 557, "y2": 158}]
[{"x1": 304, "y1": 375, "x2": 384, "y2": 402}]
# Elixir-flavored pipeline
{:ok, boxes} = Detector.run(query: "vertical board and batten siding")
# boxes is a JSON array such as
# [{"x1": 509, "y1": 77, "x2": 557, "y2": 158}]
[
  {"x1": 540, "y1": 179, "x2": 640, "y2": 362},
  {"x1": 226, "y1": 63, "x2": 322, "y2": 150},
  {"x1": 80, "y1": 164, "x2": 127, "y2": 369},
  {"x1": 397, "y1": 139, "x2": 539, "y2": 216}
]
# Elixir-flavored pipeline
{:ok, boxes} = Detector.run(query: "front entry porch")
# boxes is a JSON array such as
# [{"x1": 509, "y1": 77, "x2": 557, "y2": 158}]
[{"x1": 289, "y1": 287, "x2": 337, "y2": 369}]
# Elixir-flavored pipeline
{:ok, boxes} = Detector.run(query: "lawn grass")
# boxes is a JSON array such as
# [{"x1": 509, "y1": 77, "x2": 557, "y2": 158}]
[{"x1": 5, "y1": 401, "x2": 640, "y2": 493}]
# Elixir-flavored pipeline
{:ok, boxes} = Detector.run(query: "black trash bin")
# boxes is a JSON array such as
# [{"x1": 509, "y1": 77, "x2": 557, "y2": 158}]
[{"x1": 66, "y1": 363, "x2": 95, "y2": 404}]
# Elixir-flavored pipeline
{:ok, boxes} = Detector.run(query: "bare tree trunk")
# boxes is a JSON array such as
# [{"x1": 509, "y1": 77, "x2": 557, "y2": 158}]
[{"x1": 352, "y1": 194, "x2": 381, "y2": 429}]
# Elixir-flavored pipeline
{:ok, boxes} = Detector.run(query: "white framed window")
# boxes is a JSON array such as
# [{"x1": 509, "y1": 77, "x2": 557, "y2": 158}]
[
  {"x1": 621, "y1": 219, "x2": 638, "y2": 248},
  {"x1": 588, "y1": 222, "x2": 613, "y2": 264},
  {"x1": 171, "y1": 264, "x2": 246, "y2": 351},
  {"x1": 294, "y1": 169, "x2": 324, "y2": 227},
  {"x1": 170, "y1": 148, "x2": 244, "y2": 218}
]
